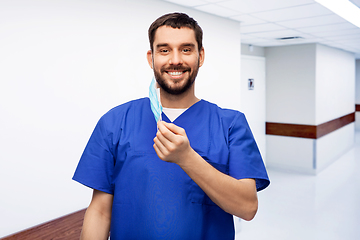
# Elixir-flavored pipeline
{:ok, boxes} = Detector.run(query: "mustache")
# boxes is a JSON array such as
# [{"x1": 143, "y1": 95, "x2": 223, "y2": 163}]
[{"x1": 161, "y1": 66, "x2": 191, "y2": 72}]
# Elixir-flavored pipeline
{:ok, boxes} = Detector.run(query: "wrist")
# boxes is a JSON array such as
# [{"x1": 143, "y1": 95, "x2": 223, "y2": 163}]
[{"x1": 177, "y1": 147, "x2": 200, "y2": 169}]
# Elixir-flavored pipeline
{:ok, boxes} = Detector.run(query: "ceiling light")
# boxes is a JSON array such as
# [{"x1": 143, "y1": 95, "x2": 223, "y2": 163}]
[
  {"x1": 315, "y1": 0, "x2": 360, "y2": 28},
  {"x1": 276, "y1": 36, "x2": 304, "y2": 41}
]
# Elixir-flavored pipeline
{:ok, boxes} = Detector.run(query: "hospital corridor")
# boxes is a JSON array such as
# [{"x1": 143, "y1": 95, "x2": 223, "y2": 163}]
[
  {"x1": 1, "y1": 0, "x2": 360, "y2": 239},
  {"x1": 235, "y1": 130, "x2": 360, "y2": 240}
]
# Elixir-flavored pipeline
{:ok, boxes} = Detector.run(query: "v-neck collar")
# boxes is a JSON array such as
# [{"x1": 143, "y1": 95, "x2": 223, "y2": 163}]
[{"x1": 162, "y1": 99, "x2": 204, "y2": 123}]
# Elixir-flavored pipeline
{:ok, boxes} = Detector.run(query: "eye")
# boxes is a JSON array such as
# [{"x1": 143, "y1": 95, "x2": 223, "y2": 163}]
[{"x1": 182, "y1": 48, "x2": 191, "y2": 53}]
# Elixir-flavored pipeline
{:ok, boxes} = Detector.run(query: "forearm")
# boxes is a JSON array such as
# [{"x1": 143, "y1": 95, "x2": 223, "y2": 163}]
[
  {"x1": 80, "y1": 190, "x2": 113, "y2": 240},
  {"x1": 80, "y1": 206, "x2": 111, "y2": 240},
  {"x1": 178, "y1": 148, "x2": 258, "y2": 221}
]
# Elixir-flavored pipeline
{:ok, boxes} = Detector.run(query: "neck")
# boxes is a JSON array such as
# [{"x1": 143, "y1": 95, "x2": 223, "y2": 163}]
[{"x1": 160, "y1": 86, "x2": 199, "y2": 108}]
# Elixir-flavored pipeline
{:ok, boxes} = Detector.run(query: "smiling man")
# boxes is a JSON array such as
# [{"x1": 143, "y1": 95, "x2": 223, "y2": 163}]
[
  {"x1": 149, "y1": 24, "x2": 203, "y2": 98},
  {"x1": 73, "y1": 13, "x2": 270, "y2": 240}
]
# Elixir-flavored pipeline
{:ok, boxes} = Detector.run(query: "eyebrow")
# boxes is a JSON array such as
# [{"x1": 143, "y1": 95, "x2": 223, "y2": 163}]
[
  {"x1": 156, "y1": 43, "x2": 169, "y2": 49},
  {"x1": 155, "y1": 43, "x2": 196, "y2": 49},
  {"x1": 181, "y1": 43, "x2": 196, "y2": 48}
]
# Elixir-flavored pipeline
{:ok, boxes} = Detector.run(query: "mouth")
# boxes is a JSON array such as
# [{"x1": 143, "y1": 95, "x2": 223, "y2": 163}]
[
  {"x1": 167, "y1": 71, "x2": 185, "y2": 76},
  {"x1": 164, "y1": 69, "x2": 189, "y2": 79}
]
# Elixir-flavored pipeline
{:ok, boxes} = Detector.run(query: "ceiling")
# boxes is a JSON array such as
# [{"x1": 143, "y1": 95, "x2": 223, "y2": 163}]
[{"x1": 161, "y1": 0, "x2": 360, "y2": 59}]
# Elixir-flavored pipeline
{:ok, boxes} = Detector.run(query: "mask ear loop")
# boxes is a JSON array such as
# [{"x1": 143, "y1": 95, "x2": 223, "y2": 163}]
[
  {"x1": 156, "y1": 85, "x2": 162, "y2": 122},
  {"x1": 149, "y1": 77, "x2": 163, "y2": 124}
]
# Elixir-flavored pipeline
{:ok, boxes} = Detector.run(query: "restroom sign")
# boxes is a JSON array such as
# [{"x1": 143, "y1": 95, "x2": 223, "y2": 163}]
[{"x1": 248, "y1": 79, "x2": 254, "y2": 90}]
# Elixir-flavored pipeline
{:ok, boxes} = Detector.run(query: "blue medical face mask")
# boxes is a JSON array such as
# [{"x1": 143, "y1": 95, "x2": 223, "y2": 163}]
[{"x1": 149, "y1": 77, "x2": 162, "y2": 122}]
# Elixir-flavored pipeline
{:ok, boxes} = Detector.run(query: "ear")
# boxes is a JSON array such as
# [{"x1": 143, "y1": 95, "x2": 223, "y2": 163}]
[
  {"x1": 147, "y1": 50, "x2": 153, "y2": 69},
  {"x1": 199, "y1": 47, "x2": 205, "y2": 67}
]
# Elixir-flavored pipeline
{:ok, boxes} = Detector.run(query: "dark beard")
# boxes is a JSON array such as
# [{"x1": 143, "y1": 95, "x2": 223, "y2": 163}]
[{"x1": 153, "y1": 60, "x2": 200, "y2": 95}]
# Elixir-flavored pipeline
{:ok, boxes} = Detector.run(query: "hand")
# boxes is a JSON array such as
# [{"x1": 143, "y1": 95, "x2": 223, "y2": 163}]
[{"x1": 153, "y1": 121, "x2": 193, "y2": 164}]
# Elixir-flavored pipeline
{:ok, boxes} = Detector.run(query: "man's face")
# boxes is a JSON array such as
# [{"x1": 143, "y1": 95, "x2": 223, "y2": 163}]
[{"x1": 147, "y1": 26, "x2": 204, "y2": 95}]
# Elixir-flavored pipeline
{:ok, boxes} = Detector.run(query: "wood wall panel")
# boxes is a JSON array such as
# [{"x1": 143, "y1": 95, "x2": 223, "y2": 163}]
[
  {"x1": 1, "y1": 209, "x2": 86, "y2": 240},
  {"x1": 266, "y1": 112, "x2": 355, "y2": 139},
  {"x1": 356, "y1": 104, "x2": 360, "y2": 112},
  {"x1": 317, "y1": 113, "x2": 355, "y2": 138},
  {"x1": 266, "y1": 122, "x2": 316, "y2": 139}
]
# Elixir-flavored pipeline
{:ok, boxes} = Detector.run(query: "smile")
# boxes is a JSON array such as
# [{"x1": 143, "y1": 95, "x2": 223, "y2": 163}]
[{"x1": 167, "y1": 71, "x2": 184, "y2": 76}]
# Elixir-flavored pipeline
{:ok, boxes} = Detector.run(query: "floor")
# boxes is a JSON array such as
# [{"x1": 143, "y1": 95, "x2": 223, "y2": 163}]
[{"x1": 235, "y1": 131, "x2": 360, "y2": 240}]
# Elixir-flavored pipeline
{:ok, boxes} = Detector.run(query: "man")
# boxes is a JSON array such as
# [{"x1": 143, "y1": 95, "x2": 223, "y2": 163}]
[{"x1": 73, "y1": 12, "x2": 269, "y2": 240}]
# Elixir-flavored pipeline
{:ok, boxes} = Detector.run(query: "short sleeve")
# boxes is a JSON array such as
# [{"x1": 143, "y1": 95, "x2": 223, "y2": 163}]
[
  {"x1": 72, "y1": 116, "x2": 115, "y2": 194},
  {"x1": 228, "y1": 113, "x2": 270, "y2": 191}
]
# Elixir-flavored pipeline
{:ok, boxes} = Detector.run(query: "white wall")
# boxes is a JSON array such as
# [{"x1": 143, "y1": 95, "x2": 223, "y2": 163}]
[
  {"x1": 266, "y1": 136, "x2": 315, "y2": 174},
  {"x1": 241, "y1": 44, "x2": 265, "y2": 57},
  {"x1": 235, "y1": 54, "x2": 267, "y2": 240},
  {"x1": 0, "y1": 0, "x2": 241, "y2": 237},
  {"x1": 316, "y1": 123, "x2": 355, "y2": 172},
  {"x1": 356, "y1": 113, "x2": 360, "y2": 130},
  {"x1": 356, "y1": 60, "x2": 360, "y2": 104},
  {"x1": 266, "y1": 44, "x2": 317, "y2": 125},
  {"x1": 240, "y1": 56, "x2": 266, "y2": 163},
  {"x1": 356, "y1": 60, "x2": 360, "y2": 130},
  {"x1": 315, "y1": 44, "x2": 355, "y2": 124},
  {"x1": 315, "y1": 44, "x2": 355, "y2": 171},
  {"x1": 265, "y1": 44, "x2": 316, "y2": 173},
  {"x1": 265, "y1": 43, "x2": 355, "y2": 174}
]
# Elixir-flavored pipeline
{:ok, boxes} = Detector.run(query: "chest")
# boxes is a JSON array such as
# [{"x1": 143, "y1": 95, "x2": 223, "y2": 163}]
[{"x1": 115, "y1": 109, "x2": 230, "y2": 168}]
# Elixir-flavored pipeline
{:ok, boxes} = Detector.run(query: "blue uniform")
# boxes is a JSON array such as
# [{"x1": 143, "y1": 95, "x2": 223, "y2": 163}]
[{"x1": 73, "y1": 98, "x2": 269, "y2": 239}]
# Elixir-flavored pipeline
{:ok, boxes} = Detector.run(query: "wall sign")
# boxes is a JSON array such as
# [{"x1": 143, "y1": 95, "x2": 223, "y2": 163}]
[{"x1": 248, "y1": 78, "x2": 254, "y2": 90}]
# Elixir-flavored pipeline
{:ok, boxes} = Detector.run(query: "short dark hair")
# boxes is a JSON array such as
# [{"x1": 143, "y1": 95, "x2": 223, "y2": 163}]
[{"x1": 148, "y1": 12, "x2": 203, "y2": 52}]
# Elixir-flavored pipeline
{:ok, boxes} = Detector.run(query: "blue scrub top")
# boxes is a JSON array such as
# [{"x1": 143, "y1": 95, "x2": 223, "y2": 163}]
[{"x1": 73, "y1": 98, "x2": 269, "y2": 240}]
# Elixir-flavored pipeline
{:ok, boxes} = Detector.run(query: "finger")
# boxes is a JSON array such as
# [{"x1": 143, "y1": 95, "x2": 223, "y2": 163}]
[
  {"x1": 161, "y1": 121, "x2": 186, "y2": 136},
  {"x1": 157, "y1": 121, "x2": 189, "y2": 150},
  {"x1": 157, "y1": 121, "x2": 186, "y2": 143},
  {"x1": 156, "y1": 129, "x2": 180, "y2": 156},
  {"x1": 153, "y1": 135, "x2": 169, "y2": 156},
  {"x1": 157, "y1": 121, "x2": 178, "y2": 142},
  {"x1": 153, "y1": 142, "x2": 165, "y2": 160},
  {"x1": 155, "y1": 129, "x2": 171, "y2": 148}
]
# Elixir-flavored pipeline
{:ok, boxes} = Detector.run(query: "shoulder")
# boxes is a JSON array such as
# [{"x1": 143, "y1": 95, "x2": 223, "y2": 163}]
[
  {"x1": 96, "y1": 98, "x2": 149, "y2": 131},
  {"x1": 105, "y1": 98, "x2": 148, "y2": 115},
  {"x1": 201, "y1": 100, "x2": 245, "y2": 128},
  {"x1": 100, "y1": 98, "x2": 148, "y2": 120}
]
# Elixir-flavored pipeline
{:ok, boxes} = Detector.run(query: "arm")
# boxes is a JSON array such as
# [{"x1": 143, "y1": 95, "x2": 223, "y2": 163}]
[
  {"x1": 153, "y1": 121, "x2": 258, "y2": 221},
  {"x1": 80, "y1": 190, "x2": 113, "y2": 240}
]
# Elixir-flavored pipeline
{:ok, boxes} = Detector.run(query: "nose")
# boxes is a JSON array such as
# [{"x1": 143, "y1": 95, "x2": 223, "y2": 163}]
[{"x1": 169, "y1": 51, "x2": 183, "y2": 65}]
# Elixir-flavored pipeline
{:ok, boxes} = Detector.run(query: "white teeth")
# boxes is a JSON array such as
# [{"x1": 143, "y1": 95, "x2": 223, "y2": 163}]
[{"x1": 168, "y1": 71, "x2": 183, "y2": 76}]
